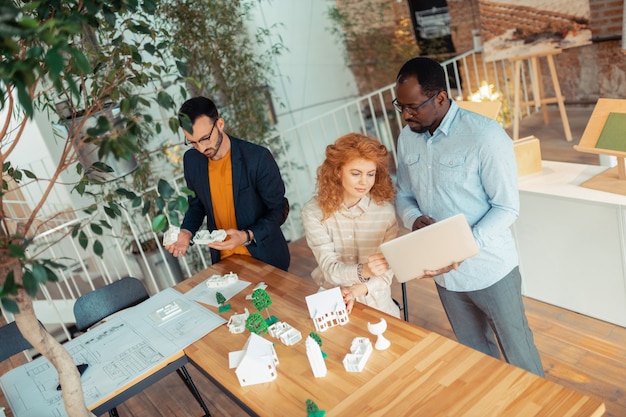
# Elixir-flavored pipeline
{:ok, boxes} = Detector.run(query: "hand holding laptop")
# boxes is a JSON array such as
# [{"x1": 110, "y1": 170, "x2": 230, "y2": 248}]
[{"x1": 380, "y1": 214, "x2": 480, "y2": 283}]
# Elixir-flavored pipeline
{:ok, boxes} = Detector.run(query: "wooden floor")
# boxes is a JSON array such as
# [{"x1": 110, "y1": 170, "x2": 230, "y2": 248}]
[{"x1": 3, "y1": 105, "x2": 626, "y2": 417}]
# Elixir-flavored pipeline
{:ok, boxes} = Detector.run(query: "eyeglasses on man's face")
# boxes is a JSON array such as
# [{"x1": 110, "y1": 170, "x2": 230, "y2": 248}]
[
  {"x1": 392, "y1": 93, "x2": 438, "y2": 115},
  {"x1": 184, "y1": 120, "x2": 217, "y2": 147}
]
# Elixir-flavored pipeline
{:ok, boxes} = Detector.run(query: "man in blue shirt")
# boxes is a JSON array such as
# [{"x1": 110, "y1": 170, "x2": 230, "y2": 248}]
[{"x1": 393, "y1": 57, "x2": 544, "y2": 376}]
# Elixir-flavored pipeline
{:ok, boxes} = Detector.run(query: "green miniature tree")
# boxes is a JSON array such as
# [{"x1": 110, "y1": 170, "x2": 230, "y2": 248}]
[
  {"x1": 215, "y1": 291, "x2": 230, "y2": 313},
  {"x1": 306, "y1": 399, "x2": 326, "y2": 417},
  {"x1": 251, "y1": 288, "x2": 277, "y2": 325},
  {"x1": 245, "y1": 312, "x2": 268, "y2": 335}
]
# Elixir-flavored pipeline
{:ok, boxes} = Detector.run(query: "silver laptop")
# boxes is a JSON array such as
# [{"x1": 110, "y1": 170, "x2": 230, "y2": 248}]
[{"x1": 380, "y1": 213, "x2": 479, "y2": 283}]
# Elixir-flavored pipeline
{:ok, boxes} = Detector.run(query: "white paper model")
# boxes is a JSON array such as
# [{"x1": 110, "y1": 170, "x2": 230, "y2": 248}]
[
  {"x1": 367, "y1": 318, "x2": 390, "y2": 350},
  {"x1": 228, "y1": 333, "x2": 279, "y2": 386},
  {"x1": 163, "y1": 226, "x2": 180, "y2": 246},
  {"x1": 305, "y1": 287, "x2": 349, "y2": 332},
  {"x1": 205, "y1": 272, "x2": 238, "y2": 288},
  {"x1": 193, "y1": 229, "x2": 227, "y2": 244},
  {"x1": 343, "y1": 337, "x2": 373, "y2": 372},
  {"x1": 267, "y1": 321, "x2": 302, "y2": 346},
  {"x1": 227, "y1": 308, "x2": 250, "y2": 334},
  {"x1": 305, "y1": 335, "x2": 327, "y2": 378}
]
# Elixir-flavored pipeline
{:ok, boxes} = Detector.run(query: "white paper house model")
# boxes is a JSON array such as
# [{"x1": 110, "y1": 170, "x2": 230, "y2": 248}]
[
  {"x1": 205, "y1": 271, "x2": 238, "y2": 288},
  {"x1": 227, "y1": 308, "x2": 249, "y2": 334},
  {"x1": 267, "y1": 321, "x2": 302, "y2": 346},
  {"x1": 305, "y1": 287, "x2": 349, "y2": 332},
  {"x1": 305, "y1": 336, "x2": 327, "y2": 378},
  {"x1": 228, "y1": 333, "x2": 279, "y2": 386},
  {"x1": 343, "y1": 337, "x2": 373, "y2": 372}
]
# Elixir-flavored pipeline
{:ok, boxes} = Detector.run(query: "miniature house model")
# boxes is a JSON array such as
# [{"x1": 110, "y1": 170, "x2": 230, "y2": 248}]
[
  {"x1": 227, "y1": 308, "x2": 249, "y2": 334},
  {"x1": 228, "y1": 333, "x2": 279, "y2": 386},
  {"x1": 343, "y1": 337, "x2": 373, "y2": 372},
  {"x1": 305, "y1": 336, "x2": 327, "y2": 378},
  {"x1": 205, "y1": 272, "x2": 238, "y2": 288},
  {"x1": 268, "y1": 321, "x2": 302, "y2": 346},
  {"x1": 305, "y1": 287, "x2": 349, "y2": 332}
]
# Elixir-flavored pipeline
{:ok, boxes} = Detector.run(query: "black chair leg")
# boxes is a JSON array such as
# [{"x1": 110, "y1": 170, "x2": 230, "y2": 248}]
[
  {"x1": 176, "y1": 365, "x2": 211, "y2": 417},
  {"x1": 108, "y1": 407, "x2": 120, "y2": 417},
  {"x1": 401, "y1": 282, "x2": 409, "y2": 322}
]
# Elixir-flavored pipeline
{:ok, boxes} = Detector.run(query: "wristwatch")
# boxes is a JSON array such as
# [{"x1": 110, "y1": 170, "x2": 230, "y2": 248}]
[{"x1": 242, "y1": 229, "x2": 252, "y2": 246}]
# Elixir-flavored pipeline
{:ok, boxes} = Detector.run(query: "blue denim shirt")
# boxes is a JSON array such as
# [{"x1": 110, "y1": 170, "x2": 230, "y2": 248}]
[{"x1": 395, "y1": 100, "x2": 519, "y2": 291}]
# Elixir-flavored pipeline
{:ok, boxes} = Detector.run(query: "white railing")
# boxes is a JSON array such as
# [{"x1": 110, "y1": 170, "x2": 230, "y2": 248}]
[{"x1": 3, "y1": 48, "x2": 540, "y2": 335}]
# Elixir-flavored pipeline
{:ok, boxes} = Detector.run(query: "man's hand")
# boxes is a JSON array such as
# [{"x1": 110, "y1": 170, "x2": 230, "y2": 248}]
[
  {"x1": 164, "y1": 229, "x2": 193, "y2": 257},
  {"x1": 208, "y1": 228, "x2": 249, "y2": 250},
  {"x1": 421, "y1": 261, "x2": 461, "y2": 278},
  {"x1": 412, "y1": 215, "x2": 436, "y2": 231},
  {"x1": 341, "y1": 284, "x2": 368, "y2": 314}
]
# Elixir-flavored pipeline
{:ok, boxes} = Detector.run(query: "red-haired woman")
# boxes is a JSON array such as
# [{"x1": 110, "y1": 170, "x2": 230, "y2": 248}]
[{"x1": 302, "y1": 133, "x2": 400, "y2": 318}]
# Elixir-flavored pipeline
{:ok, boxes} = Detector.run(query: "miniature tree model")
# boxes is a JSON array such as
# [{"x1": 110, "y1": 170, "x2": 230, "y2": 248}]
[
  {"x1": 251, "y1": 288, "x2": 277, "y2": 325},
  {"x1": 245, "y1": 312, "x2": 268, "y2": 335},
  {"x1": 216, "y1": 291, "x2": 230, "y2": 313},
  {"x1": 306, "y1": 399, "x2": 326, "y2": 417},
  {"x1": 309, "y1": 331, "x2": 327, "y2": 359}
]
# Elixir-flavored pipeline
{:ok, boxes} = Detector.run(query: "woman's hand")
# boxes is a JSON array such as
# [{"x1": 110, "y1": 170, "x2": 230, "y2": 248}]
[
  {"x1": 341, "y1": 284, "x2": 368, "y2": 314},
  {"x1": 367, "y1": 253, "x2": 390, "y2": 277}
]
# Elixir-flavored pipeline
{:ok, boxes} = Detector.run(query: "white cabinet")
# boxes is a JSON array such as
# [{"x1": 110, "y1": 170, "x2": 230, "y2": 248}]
[{"x1": 513, "y1": 161, "x2": 626, "y2": 327}]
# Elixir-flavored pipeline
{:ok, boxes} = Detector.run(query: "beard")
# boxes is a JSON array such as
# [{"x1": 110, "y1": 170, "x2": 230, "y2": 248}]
[{"x1": 205, "y1": 131, "x2": 224, "y2": 160}]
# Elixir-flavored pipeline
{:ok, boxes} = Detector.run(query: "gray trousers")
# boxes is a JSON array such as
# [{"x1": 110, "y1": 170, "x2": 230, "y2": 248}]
[{"x1": 435, "y1": 266, "x2": 545, "y2": 377}]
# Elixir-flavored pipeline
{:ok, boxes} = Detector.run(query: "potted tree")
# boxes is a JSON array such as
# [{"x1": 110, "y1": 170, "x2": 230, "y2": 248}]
[{"x1": 0, "y1": 2, "x2": 187, "y2": 416}]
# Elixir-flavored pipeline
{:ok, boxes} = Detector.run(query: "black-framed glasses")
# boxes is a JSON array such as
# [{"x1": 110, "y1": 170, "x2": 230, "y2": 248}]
[
  {"x1": 392, "y1": 93, "x2": 438, "y2": 114},
  {"x1": 185, "y1": 120, "x2": 217, "y2": 147}
]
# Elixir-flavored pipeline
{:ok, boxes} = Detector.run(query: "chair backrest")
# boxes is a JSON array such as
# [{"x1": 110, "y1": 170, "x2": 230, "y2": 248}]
[
  {"x1": 73, "y1": 277, "x2": 149, "y2": 332},
  {"x1": 0, "y1": 321, "x2": 35, "y2": 362}
]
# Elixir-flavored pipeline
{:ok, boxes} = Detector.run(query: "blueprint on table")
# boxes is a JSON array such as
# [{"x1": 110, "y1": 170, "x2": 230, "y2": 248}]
[
  {"x1": 183, "y1": 278, "x2": 251, "y2": 306},
  {"x1": 0, "y1": 288, "x2": 225, "y2": 417}
]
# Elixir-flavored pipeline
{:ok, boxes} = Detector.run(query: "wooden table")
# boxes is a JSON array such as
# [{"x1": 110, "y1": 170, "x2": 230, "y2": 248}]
[{"x1": 179, "y1": 255, "x2": 605, "y2": 417}]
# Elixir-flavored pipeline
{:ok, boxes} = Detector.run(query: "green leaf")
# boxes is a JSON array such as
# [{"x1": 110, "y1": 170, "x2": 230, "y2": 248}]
[
  {"x1": 7, "y1": 244, "x2": 25, "y2": 258},
  {"x1": 181, "y1": 187, "x2": 195, "y2": 197},
  {"x1": 1, "y1": 270, "x2": 16, "y2": 295},
  {"x1": 43, "y1": 265, "x2": 59, "y2": 282},
  {"x1": 157, "y1": 179, "x2": 174, "y2": 198},
  {"x1": 1, "y1": 297, "x2": 19, "y2": 314},
  {"x1": 78, "y1": 230, "x2": 88, "y2": 250},
  {"x1": 69, "y1": 48, "x2": 91, "y2": 74},
  {"x1": 22, "y1": 269, "x2": 39, "y2": 297},
  {"x1": 176, "y1": 196, "x2": 189, "y2": 212},
  {"x1": 93, "y1": 240, "x2": 104, "y2": 257},
  {"x1": 151, "y1": 214, "x2": 168, "y2": 233},
  {"x1": 23, "y1": 169, "x2": 36, "y2": 179},
  {"x1": 32, "y1": 264, "x2": 48, "y2": 283},
  {"x1": 44, "y1": 47, "x2": 63, "y2": 77},
  {"x1": 90, "y1": 223, "x2": 103, "y2": 235}
]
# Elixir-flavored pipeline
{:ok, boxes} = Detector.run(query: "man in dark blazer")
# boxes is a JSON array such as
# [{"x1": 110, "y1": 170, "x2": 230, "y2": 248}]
[{"x1": 165, "y1": 96, "x2": 290, "y2": 271}]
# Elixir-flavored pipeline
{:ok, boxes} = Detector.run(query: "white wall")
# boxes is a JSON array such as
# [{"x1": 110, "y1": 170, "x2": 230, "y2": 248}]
[{"x1": 249, "y1": 0, "x2": 359, "y2": 130}]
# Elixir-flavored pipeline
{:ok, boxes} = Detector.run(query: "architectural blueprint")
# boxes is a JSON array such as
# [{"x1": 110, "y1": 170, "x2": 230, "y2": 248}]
[{"x1": 0, "y1": 288, "x2": 225, "y2": 417}]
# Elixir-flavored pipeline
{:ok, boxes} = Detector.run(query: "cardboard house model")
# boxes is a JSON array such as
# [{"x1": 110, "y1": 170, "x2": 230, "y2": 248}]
[
  {"x1": 304, "y1": 287, "x2": 349, "y2": 332},
  {"x1": 228, "y1": 333, "x2": 279, "y2": 386}
]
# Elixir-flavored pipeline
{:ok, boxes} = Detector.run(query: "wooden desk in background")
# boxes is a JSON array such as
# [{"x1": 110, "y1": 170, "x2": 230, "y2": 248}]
[{"x1": 178, "y1": 256, "x2": 605, "y2": 417}]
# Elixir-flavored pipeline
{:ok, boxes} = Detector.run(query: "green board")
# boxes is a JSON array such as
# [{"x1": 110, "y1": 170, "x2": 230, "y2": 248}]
[{"x1": 595, "y1": 112, "x2": 626, "y2": 152}]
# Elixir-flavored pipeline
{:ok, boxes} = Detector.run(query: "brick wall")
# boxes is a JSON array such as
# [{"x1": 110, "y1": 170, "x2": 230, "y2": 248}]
[{"x1": 338, "y1": 0, "x2": 625, "y2": 102}]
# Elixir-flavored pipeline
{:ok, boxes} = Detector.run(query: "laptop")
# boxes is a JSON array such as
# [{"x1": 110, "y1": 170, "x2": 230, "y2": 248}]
[{"x1": 380, "y1": 213, "x2": 479, "y2": 283}]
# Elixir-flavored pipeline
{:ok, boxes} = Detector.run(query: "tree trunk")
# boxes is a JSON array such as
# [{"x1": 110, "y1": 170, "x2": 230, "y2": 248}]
[{"x1": 2, "y1": 257, "x2": 95, "y2": 417}]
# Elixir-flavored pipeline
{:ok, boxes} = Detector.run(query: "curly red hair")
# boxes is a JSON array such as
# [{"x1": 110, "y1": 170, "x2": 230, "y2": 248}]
[{"x1": 316, "y1": 133, "x2": 395, "y2": 220}]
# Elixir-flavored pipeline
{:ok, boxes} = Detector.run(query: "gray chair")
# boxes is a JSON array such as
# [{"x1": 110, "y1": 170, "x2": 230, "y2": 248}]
[
  {"x1": 73, "y1": 277, "x2": 211, "y2": 417},
  {"x1": 0, "y1": 320, "x2": 35, "y2": 362}
]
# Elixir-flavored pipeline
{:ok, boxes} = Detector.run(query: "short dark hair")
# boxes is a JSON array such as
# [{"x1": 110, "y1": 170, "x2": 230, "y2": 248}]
[
  {"x1": 396, "y1": 57, "x2": 446, "y2": 96},
  {"x1": 178, "y1": 97, "x2": 219, "y2": 131}
]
